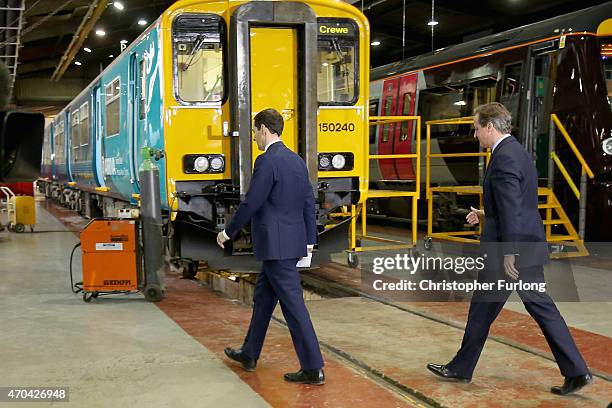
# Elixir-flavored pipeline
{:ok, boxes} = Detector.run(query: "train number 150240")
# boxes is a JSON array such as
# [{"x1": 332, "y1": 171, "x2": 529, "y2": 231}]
[{"x1": 318, "y1": 122, "x2": 355, "y2": 132}]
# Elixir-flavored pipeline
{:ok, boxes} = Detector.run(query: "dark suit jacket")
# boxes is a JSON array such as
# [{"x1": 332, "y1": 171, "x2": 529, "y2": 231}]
[
  {"x1": 481, "y1": 136, "x2": 549, "y2": 269},
  {"x1": 224, "y1": 142, "x2": 317, "y2": 261}
]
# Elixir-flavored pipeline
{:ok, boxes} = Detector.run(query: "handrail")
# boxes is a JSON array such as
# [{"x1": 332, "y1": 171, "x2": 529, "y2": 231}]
[
  {"x1": 426, "y1": 116, "x2": 474, "y2": 125},
  {"x1": 426, "y1": 116, "x2": 490, "y2": 199},
  {"x1": 550, "y1": 152, "x2": 580, "y2": 199},
  {"x1": 550, "y1": 114, "x2": 594, "y2": 179}
]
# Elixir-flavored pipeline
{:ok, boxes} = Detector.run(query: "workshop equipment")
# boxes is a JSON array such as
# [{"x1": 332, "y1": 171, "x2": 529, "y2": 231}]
[{"x1": 1, "y1": 186, "x2": 35, "y2": 232}]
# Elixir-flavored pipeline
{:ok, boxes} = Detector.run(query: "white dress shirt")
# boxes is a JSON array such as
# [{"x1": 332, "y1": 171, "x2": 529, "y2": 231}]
[{"x1": 491, "y1": 134, "x2": 512, "y2": 153}]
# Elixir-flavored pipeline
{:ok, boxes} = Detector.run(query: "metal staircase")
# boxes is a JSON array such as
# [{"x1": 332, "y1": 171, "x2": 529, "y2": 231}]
[{"x1": 0, "y1": 0, "x2": 25, "y2": 100}]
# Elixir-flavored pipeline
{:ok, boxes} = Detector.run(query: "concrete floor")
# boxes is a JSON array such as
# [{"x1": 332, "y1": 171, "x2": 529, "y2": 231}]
[
  {"x1": 0, "y1": 203, "x2": 269, "y2": 408},
  {"x1": 2, "y1": 198, "x2": 611, "y2": 407}
]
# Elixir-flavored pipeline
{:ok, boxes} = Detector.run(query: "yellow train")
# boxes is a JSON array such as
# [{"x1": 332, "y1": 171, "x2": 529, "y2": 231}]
[{"x1": 39, "y1": 0, "x2": 370, "y2": 273}]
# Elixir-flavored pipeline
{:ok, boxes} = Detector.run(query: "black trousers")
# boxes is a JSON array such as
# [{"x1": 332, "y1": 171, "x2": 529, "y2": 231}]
[
  {"x1": 241, "y1": 258, "x2": 324, "y2": 370},
  {"x1": 447, "y1": 265, "x2": 588, "y2": 379}
]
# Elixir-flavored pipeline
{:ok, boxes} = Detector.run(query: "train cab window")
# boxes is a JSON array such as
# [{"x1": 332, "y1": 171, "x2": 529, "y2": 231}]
[
  {"x1": 173, "y1": 14, "x2": 225, "y2": 104},
  {"x1": 79, "y1": 103, "x2": 90, "y2": 160},
  {"x1": 501, "y1": 63, "x2": 522, "y2": 121},
  {"x1": 600, "y1": 38, "x2": 612, "y2": 111},
  {"x1": 399, "y1": 93, "x2": 412, "y2": 141},
  {"x1": 71, "y1": 110, "x2": 79, "y2": 162},
  {"x1": 317, "y1": 19, "x2": 359, "y2": 105},
  {"x1": 105, "y1": 78, "x2": 121, "y2": 137}
]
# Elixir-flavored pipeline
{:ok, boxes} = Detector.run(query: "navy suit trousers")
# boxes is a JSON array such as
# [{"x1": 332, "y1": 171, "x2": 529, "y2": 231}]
[
  {"x1": 241, "y1": 259, "x2": 324, "y2": 370},
  {"x1": 447, "y1": 266, "x2": 588, "y2": 379}
]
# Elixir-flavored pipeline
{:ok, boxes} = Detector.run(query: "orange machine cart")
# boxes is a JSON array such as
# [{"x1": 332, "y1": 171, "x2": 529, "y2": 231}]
[{"x1": 79, "y1": 219, "x2": 142, "y2": 302}]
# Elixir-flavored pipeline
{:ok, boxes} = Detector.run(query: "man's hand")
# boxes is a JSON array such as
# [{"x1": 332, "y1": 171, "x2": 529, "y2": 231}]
[
  {"x1": 466, "y1": 206, "x2": 484, "y2": 225},
  {"x1": 503, "y1": 254, "x2": 520, "y2": 280},
  {"x1": 217, "y1": 231, "x2": 228, "y2": 249}
]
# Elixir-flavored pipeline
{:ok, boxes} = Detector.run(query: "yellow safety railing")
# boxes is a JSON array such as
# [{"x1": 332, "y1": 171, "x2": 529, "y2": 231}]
[
  {"x1": 346, "y1": 116, "x2": 421, "y2": 266},
  {"x1": 550, "y1": 114, "x2": 594, "y2": 200},
  {"x1": 541, "y1": 114, "x2": 594, "y2": 257},
  {"x1": 425, "y1": 116, "x2": 490, "y2": 246}
]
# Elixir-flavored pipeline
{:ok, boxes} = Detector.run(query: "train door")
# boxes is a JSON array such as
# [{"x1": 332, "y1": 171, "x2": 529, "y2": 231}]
[
  {"x1": 128, "y1": 53, "x2": 143, "y2": 194},
  {"x1": 249, "y1": 27, "x2": 299, "y2": 162},
  {"x1": 229, "y1": 2, "x2": 318, "y2": 196},
  {"x1": 66, "y1": 111, "x2": 74, "y2": 182},
  {"x1": 394, "y1": 74, "x2": 417, "y2": 180},
  {"x1": 523, "y1": 41, "x2": 557, "y2": 178},
  {"x1": 377, "y1": 78, "x2": 399, "y2": 180},
  {"x1": 92, "y1": 84, "x2": 105, "y2": 187}
]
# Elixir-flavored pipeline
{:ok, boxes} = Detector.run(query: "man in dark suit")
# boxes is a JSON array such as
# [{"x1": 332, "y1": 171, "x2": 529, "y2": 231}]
[
  {"x1": 217, "y1": 108, "x2": 324, "y2": 385},
  {"x1": 426, "y1": 102, "x2": 592, "y2": 395}
]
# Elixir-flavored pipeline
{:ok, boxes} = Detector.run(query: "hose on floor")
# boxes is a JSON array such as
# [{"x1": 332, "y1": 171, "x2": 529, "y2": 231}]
[{"x1": 70, "y1": 242, "x2": 83, "y2": 294}]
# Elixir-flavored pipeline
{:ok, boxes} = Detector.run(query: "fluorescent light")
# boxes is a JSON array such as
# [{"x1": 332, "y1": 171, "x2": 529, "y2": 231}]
[
  {"x1": 371, "y1": 40, "x2": 381, "y2": 46},
  {"x1": 95, "y1": 29, "x2": 106, "y2": 36},
  {"x1": 138, "y1": 19, "x2": 147, "y2": 26},
  {"x1": 113, "y1": 1, "x2": 124, "y2": 10},
  {"x1": 74, "y1": 61, "x2": 82, "y2": 66},
  {"x1": 427, "y1": 20, "x2": 439, "y2": 26},
  {"x1": 454, "y1": 100, "x2": 466, "y2": 106},
  {"x1": 108, "y1": 55, "x2": 114, "y2": 58},
  {"x1": 120, "y1": 40, "x2": 128, "y2": 44},
  {"x1": 83, "y1": 47, "x2": 92, "y2": 53}
]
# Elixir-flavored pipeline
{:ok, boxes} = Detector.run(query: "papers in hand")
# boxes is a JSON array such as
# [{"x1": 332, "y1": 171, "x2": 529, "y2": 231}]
[{"x1": 296, "y1": 252, "x2": 312, "y2": 268}]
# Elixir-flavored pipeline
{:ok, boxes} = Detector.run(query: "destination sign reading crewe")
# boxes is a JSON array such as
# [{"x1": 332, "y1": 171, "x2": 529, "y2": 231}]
[{"x1": 318, "y1": 23, "x2": 354, "y2": 36}]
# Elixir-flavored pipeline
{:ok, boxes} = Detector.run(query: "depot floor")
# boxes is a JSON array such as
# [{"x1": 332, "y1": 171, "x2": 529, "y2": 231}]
[{"x1": 0, "y1": 198, "x2": 610, "y2": 408}]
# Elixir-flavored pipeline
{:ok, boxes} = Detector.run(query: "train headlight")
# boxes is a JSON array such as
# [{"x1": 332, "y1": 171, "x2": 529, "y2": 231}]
[
  {"x1": 603, "y1": 137, "x2": 612, "y2": 155},
  {"x1": 194, "y1": 156, "x2": 209, "y2": 172},
  {"x1": 210, "y1": 156, "x2": 224, "y2": 171},
  {"x1": 318, "y1": 153, "x2": 354, "y2": 171},
  {"x1": 332, "y1": 154, "x2": 346, "y2": 170},
  {"x1": 183, "y1": 154, "x2": 225, "y2": 174},
  {"x1": 319, "y1": 155, "x2": 331, "y2": 169}
]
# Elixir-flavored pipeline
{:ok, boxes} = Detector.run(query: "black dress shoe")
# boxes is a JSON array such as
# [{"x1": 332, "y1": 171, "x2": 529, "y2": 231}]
[
  {"x1": 551, "y1": 372, "x2": 593, "y2": 395},
  {"x1": 426, "y1": 363, "x2": 471, "y2": 383},
  {"x1": 224, "y1": 347, "x2": 257, "y2": 372},
  {"x1": 284, "y1": 369, "x2": 325, "y2": 385}
]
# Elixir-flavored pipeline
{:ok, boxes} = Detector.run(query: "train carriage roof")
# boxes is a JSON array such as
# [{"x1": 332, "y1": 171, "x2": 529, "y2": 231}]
[{"x1": 371, "y1": 1, "x2": 612, "y2": 81}]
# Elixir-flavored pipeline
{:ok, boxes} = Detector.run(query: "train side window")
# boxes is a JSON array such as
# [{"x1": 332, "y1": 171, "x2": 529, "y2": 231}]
[
  {"x1": 369, "y1": 100, "x2": 378, "y2": 144},
  {"x1": 399, "y1": 93, "x2": 412, "y2": 141},
  {"x1": 54, "y1": 119, "x2": 64, "y2": 163},
  {"x1": 71, "y1": 110, "x2": 79, "y2": 162},
  {"x1": 79, "y1": 102, "x2": 90, "y2": 161},
  {"x1": 173, "y1": 14, "x2": 225, "y2": 105},
  {"x1": 382, "y1": 95, "x2": 393, "y2": 142},
  {"x1": 79, "y1": 103, "x2": 89, "y2": 147},
  {"x1": 317, "y1": 18, "x2": 359, "y2": 105},
  {"x1": 501, "y1": 62, "x2": 522, "y2": 120},
  {"x1": 139, "y1": 60, "x2": 146, "y2": 120},
  {"x1": 105, "y1": 78, "x2": 121, "y2": 138}
]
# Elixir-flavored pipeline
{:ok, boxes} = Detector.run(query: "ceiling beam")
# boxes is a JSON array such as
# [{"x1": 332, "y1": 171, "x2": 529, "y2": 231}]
[
  {"x1": 24, "y1": 0, "x2": 91, "y2": 17},
  {"x1": 51, "y1": 0, "x2": 107, "y2": 81},
  {"x1": 17, "y1": 58, "x2": 59, "y2": 75},
  {"x1": 14, "y1": 77, "x2": 88, "y2": 103}
]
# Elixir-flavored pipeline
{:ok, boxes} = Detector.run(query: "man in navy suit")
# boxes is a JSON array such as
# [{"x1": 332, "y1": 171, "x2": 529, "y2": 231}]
[
  {"x1": 427, "y1": 103, "x2": 592, "y2": 395},
  {"x1": 217, "y1": 108, "x2": 324, "y2": 385}
]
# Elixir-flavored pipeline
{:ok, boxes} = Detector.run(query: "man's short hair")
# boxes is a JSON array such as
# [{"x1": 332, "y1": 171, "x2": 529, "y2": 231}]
[
  {"x1": 254, "y1": 108, "x2": 284, "y2": 136},
  {"x1": 0, "y1": 62, "x2": 9, "y2": 108},
  {"x1": 474, "y1": 102, "x2": 512, "y2": 134}
]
